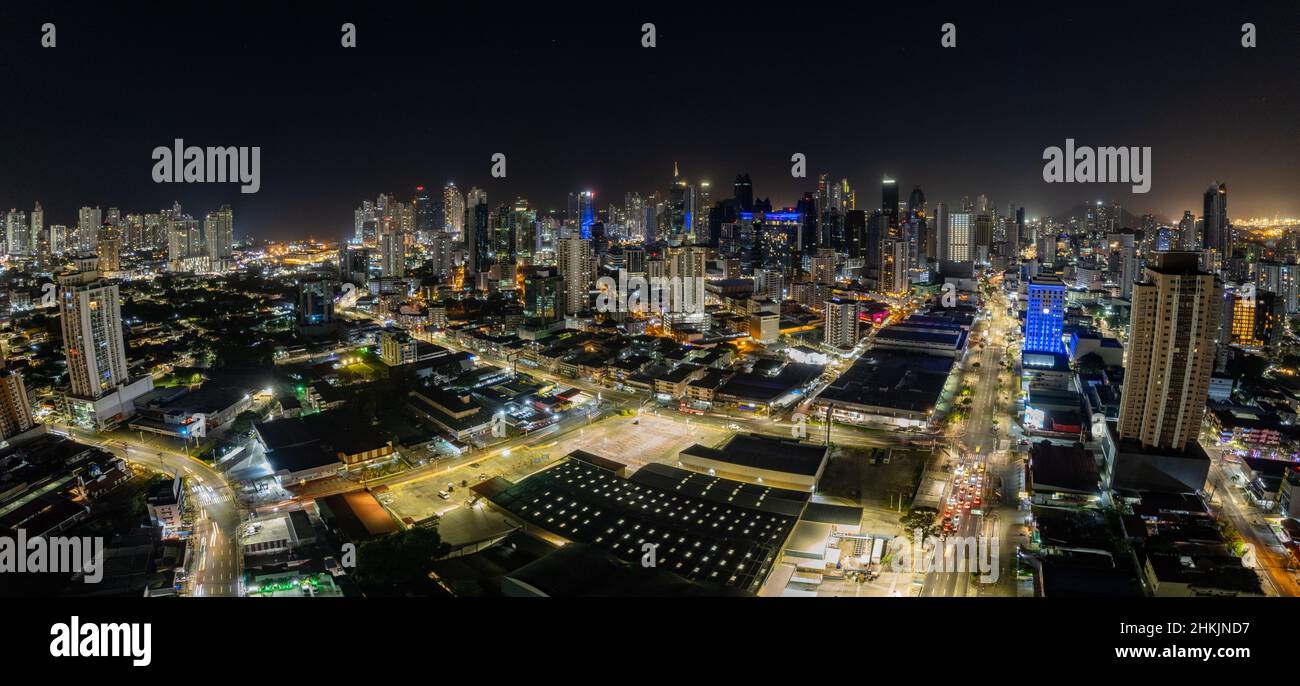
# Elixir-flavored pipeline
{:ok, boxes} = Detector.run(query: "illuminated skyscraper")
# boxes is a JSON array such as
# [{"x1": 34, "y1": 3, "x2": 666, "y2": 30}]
[
  {"x1": 1118, "y1": 252, "x2": 1221, "y2": 451},
  {"x1": 944, "y1": 210, "x2": 972, "y2": 263},
  {"x1": 1202, "y1": 182, "x2": 1229, "y2": 268},
  {"x1": 59, "y1": 257, "x2": 130, "y2": 398},
  {"x1": 1023, "y1": 275, "x2": 1067, "y2": 354},
  {"x1": 0, "y1": 365, "x2": 34, "y2": 440},
  {"x1": 558, "y1": 237, "x2": 593, "y2": 315},
  {"x1": 443, "y1": 182, "x2": 465, "y2": 237},
  {"x1": 881, "y1": 176, "x2": 899, "y2": 227}
]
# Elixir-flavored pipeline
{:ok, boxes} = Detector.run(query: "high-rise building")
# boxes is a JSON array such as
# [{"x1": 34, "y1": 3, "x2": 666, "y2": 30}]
[
  {"x1": 1202, "y1": 182, "x2": 1229, "y2": 268},
  {"x1": 96, "y1": 223, "x2": 123, "y2": 272},
  {"x1": 522, "y1": 267, "x2": 563, "y2": 325},
  {"x1": 624, "y1": 193, "x2": 646, "y2": 241},
  {"x1": 879, "y1": 237, "x2": 909, "y2": 296},
  {"x1": 824, "y1": 298, "x2": 859, "y2": 349},
  {"x1": 0, "y1": 366, "x2": 34, "y2": 440},
  {"x1": 443, "y1": 182, "x2": 465, "y2": 237},
  {"x1": 30, "y1": 202, "x2": 43, "y2": 257},
  {"x1": 380, "y1": 230, "x2": 406, "y2": 277},
  {"x1": 1036, "y1": 230, "x2": 1057, "y2": 268},
  {"x1": 1023, "y1": 275, "x2": 1067, "y2": 354},
  {"x1": 414, "y1": 185, "x2": 436, "y2": 237},
  {"x1": 577, "y1": 190, "x2": 597, "y2": 240},
  {"x1": 1178, "y1": 210, "x2": 1198, "y2": 251},
  {"x1": 77, "y1": 206, "x2": 102, "y2": 252},
  {"x1": 557, "y1": 237, "x2": 593, "y2": 315},
  {"x1": 945, "y1": 210, "x2": 973, "y2": 263},
  {"x1": 48, "y1": 225, "x2": 67, "y2": 256},
  {"x1": 1118, "y1": 252, "x2": 1222, "y2": 451},
  {"x1": 465, "y1": 187, "x2": 490, "y2": 275},
  {"x1": 59, "y1": 257, "x2": 131, "y2": 399},
  {"x1": 881, "y1": 176, "x2": 899, "y2": 227},
  {"x1": 5, "y1": 209, "x2": 29, "y2": 256},
  {"x1": 298, "y1": 278, "x2": 336, "y2": 327},
  {"x1": 204, "y1": 204, "x2": 234, "y2": 267},
  {"x1": 734, "y1": 173, "x2": 754, "y2": 212}
]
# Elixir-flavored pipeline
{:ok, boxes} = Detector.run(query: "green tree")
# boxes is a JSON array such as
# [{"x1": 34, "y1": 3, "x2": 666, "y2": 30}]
[
  {"x1": 899, "y1": 506, "x2": 940, "y2": 541},
  {"x1": 352, "y1": 527, "x2": 451, "y2": 596},
  {"x1": 230, "y1": 411, "x2": 261, "y2": 437}
]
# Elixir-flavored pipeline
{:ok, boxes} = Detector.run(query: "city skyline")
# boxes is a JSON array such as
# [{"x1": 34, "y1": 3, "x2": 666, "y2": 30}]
[{"x1": 2, "y1": 3, "x2": 1299, "y2": 239}]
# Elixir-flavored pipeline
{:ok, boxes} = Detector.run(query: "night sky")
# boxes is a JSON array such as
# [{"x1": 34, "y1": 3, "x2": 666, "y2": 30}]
[{"x1": 1, "y1": 1, "x2": 1297, "y2": 241}]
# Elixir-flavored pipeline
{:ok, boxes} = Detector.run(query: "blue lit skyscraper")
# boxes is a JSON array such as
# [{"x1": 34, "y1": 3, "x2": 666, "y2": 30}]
[
  {"x1": 579, "y1": 191, "x2": 595, "y2": 239},
  {"x1": 1024, "y1": 275, "x2": 1066, "y2": 354}
]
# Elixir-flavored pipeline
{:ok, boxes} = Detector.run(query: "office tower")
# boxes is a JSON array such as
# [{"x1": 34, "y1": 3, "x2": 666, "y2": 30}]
[
  {"x1": 204, "y1": 204, "x2": 234, "y2": 267},
  {"x1": 1202, "y1": 182, "x2": 1229, "y2": 267},
  {"x1": 5, "y1": 209, "x2": 28, "y2": 256},
  {"x1": 734, "y1": 173, "x2": 754, "y2": 212},
  {"x1": 974, "y1": 210, "x2": 994, "y2": 263},
  {"x1": 77, "y1": 206, "x2": 102, "y2": 252},
  {"x1": 298, "y1": 278, "x2": 336, "y2": 326},
  {"x1": 577, "y1": 190, "x2": 597, "y2": 240},
  {"x1": 823, "y1": 298, "x2": 859, "y2": 349},
  {"x1": 624, "y1": 245, "x2": 646, "y2": 274},
  {"x1": 945, "y1": 210, "x2": 973, "y2": 263},
  {"x1": 58, "y1": 257, "x2": 130, "y2": 398},
  {"x1": 1118, "y1": 252, "x2": 1222, "y2": 451},
  {"x1": 497, "y1": 197, "x2": 536, "y2": 264},
  {"x1": 624, "y1": 193, "x2": 645, "y2": 241},
  {"x1": 907, "y1": 185, "x2": 926, "y2": 217},
  {"x1": 0, "y1": 365, "x2": 34, "y2": 440},
  {"x1": 522, "y1": 267, "x2": 563, "y2": 324},
  {"x1": 339, "y1": 245, "x2": 371, "y2": 288},
  {"x1": 695, "y1": 181, "x2": 712, "y2": 238},
  {"x1": 1024, "y1": 275, "x2": 1067, "y2": 354},
  {"x1": 881, "y1": 176, "x2": 899, "y2": 228},
  {"x1": 442, "y1": 182, "x2": 465, "y2": 237},
  {"x1": 465, "y1": 187, "x2": 490, "y2": 275},
  {"x1": 414, "y1": 185, "x2": 436, "y2": 237},
  {"x1": 557, "y1": 237, "x2": 593, "y2": 315},
  {"x1": 845, "y1": 210, "x2": 867, "y2": 259},
  {"x1": 667, "y1": 169, "x2": 692, "y2": 242},
  {"x1": 879, "y1": 237, "x2": 909, "y2": 296}
]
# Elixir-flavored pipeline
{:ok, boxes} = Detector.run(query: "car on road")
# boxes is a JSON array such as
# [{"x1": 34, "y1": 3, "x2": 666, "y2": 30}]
[{"x1": 437, "y1": 491, "x2": 451, "y2": 500}]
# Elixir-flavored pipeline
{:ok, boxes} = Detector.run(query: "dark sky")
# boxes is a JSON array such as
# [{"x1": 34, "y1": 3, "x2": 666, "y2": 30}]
[{"x1": 1, "y1": 1, "x2": 1297, "y2": 241}]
